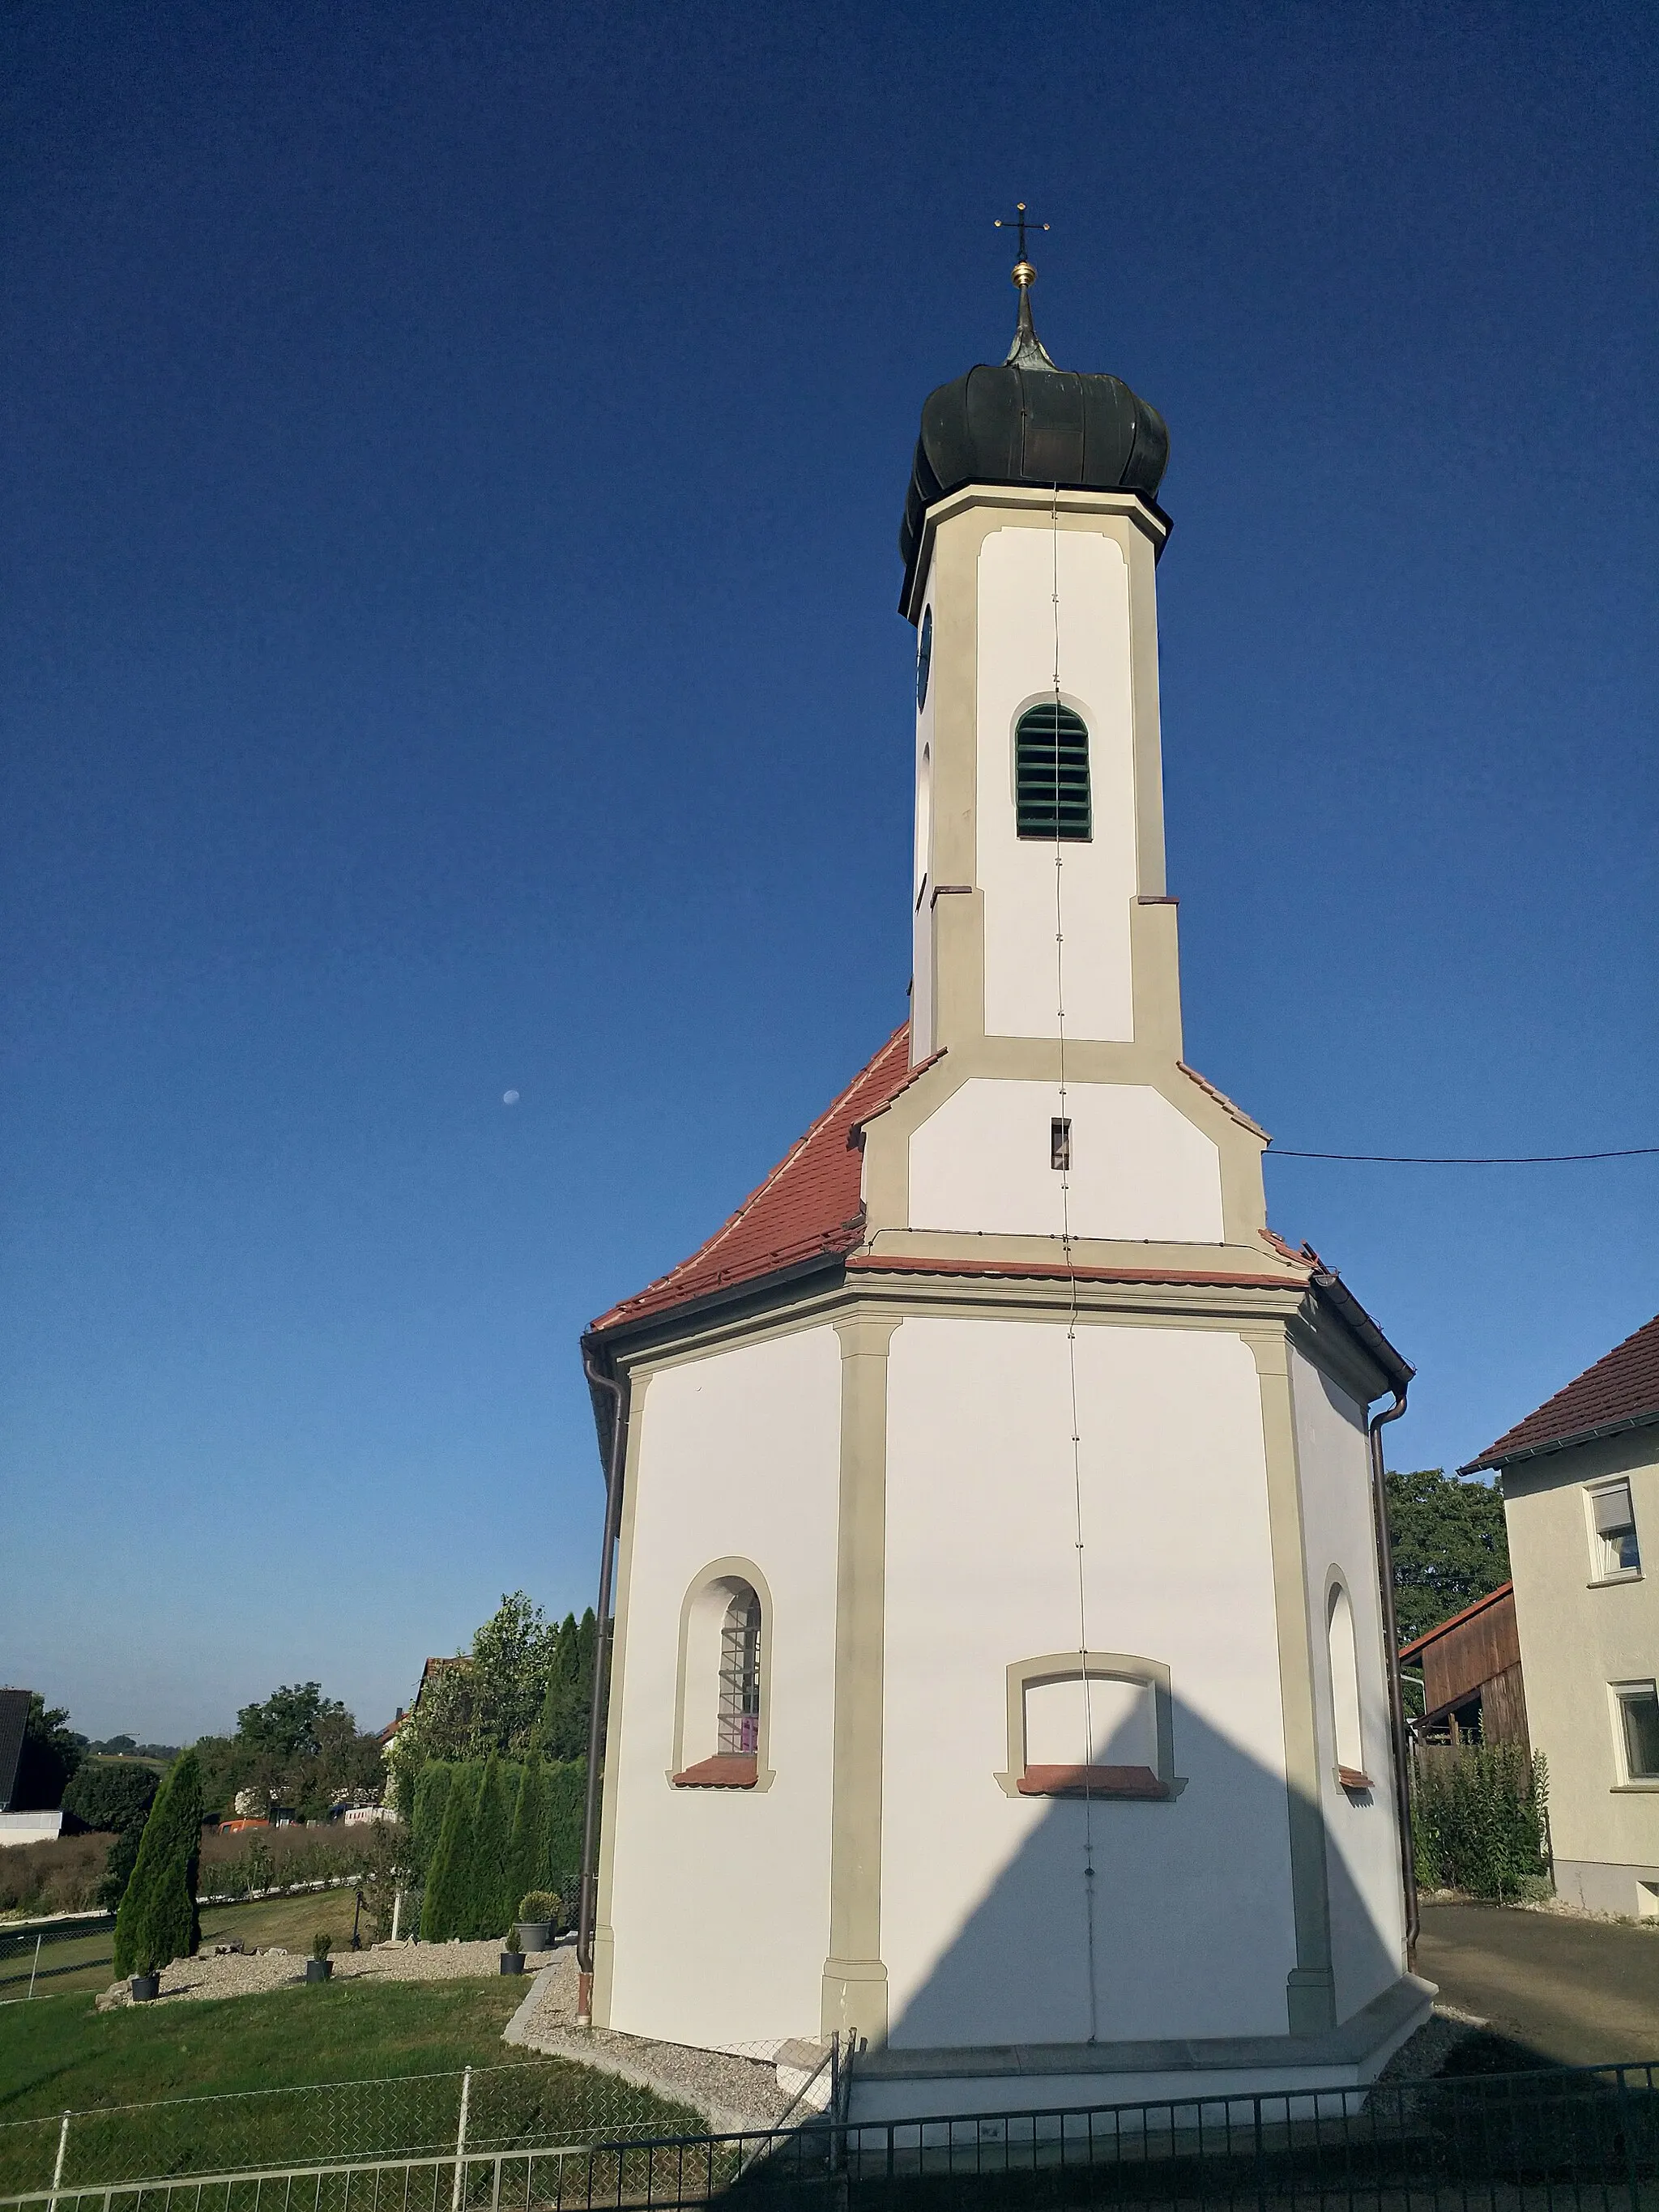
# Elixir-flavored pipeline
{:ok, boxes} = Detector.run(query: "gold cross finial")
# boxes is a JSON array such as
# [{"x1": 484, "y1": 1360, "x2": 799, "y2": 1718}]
[{"x1": 994, "y1": 201, "x2": 1049, "y2": 288}]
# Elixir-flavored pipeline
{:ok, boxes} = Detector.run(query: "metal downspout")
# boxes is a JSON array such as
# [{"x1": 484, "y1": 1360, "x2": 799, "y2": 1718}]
[
  {"x1": 575, "y1": 1345, "x2": 629, "y2": 2028},
  {"x1": 1367, "y1": 1388, "x2": 1418, "y2": 1961}
]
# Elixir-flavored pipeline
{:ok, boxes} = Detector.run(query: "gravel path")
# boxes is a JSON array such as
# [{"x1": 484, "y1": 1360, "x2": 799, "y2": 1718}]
[
  {"x1": 96, "y1": 1938, "x2": 534, "y2": 2010},
  {"x1": 506, "y1": 1945, "x2": 798, "y2": 2137}
]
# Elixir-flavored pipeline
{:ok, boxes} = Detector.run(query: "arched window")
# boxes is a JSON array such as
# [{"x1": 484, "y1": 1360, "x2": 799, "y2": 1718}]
[
  {"x1": 1327, "y1": 1582, "x2": 1368, "y2": 1790},
  {"x1": 672, "y1": 1566, "x2": 769, "y2": 1789},
  {"x1": 1015, "y1": 702, "x2": 1091, "y2": 842},
  {"x1": 716, "y1": 1584, "x2": 761, "y2": 1757}
]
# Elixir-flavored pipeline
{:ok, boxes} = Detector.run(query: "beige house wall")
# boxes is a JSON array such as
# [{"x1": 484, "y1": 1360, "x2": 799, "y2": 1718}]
[{"x1": 1503, "y1": 1425, "x2": 1659, "y2": 1916}]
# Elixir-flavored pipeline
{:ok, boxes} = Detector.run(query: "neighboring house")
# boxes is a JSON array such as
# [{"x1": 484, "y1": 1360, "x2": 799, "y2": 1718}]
[
  {"x1": 0, "y1": 1686, "x2": 64, "y2": 1847},
  {"x1": 1465, "y1": 1312, "x2": 1659, "y2": 1916},
  {"x1": 1397, "y1": 1583, "x2": 1527, "y2": 1750}
]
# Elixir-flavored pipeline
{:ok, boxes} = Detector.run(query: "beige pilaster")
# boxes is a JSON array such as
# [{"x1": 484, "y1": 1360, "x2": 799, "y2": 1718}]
[
  {"x1": 1243, "y1": 1325, "x2": 1336, "y2": 2034},
  {"x1": 591, "y1": 1366, "x2": 652, "y2": 2030},
  {"x1": 821, "y1": 1311, "x2": 901, "y2": 2043}
]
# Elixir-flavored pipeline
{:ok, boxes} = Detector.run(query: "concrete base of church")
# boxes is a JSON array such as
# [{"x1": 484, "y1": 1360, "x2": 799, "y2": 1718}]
[{"x1": 842, "y1": 1974, "x2": 1437, "y2": 2125}]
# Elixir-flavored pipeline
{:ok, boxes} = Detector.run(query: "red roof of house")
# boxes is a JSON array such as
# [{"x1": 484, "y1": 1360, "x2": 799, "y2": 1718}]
[
  {"x1": 590, "y1": 1024, "x2": 929, "y2": 1332},
  {"x1": 1397, "y1": 1580, "x2": 1514, "y2": 1664},
  {"x1": 1464, "y1": 1313, "x2": 1659, "y2": 1473}
]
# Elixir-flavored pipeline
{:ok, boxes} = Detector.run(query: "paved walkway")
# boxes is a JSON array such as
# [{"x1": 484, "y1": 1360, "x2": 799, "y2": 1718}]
[{"x1": 1419, "y1": 1902, "x2": 1659, "y2": 2066}]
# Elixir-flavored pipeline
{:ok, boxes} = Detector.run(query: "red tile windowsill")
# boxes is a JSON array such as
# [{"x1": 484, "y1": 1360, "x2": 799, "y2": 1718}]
[
  {"x1": 1017, "y1": 1764, "x2": 1168, "y2": 1800},
  {"x1": 672, "y1": 1755, "x2": 758, "y2": 1789}
]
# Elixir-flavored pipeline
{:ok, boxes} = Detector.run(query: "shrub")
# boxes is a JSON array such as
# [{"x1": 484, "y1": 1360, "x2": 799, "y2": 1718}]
[
  {"x1": 410, "y1": 1762, "x2": 454, "y2": 1876},
  {"x1": 312, "y1": 1929, "x2": 333, "y2": 1962},
  {"x1": 113, "y1": 1750, "x2": 204, "y2": 1978},
  {"x1": 518, "y1": 1889, "x2": 561, "y2": 1928},
  {"x1": 542, "y1": 1760, "x2": 585, "y2": 1905},
  {"x1": 62, "y1": 1761, "x2": 160, "y2": 1835},
  {"x1": 1413, "y1": 1741, "x2": 1550, "y2": 1899},
  {"x1": 0, "y1": 1831, "x2": 109, "y2": 1918}
]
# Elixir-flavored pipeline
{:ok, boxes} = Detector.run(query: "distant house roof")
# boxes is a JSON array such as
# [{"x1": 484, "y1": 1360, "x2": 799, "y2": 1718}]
[
  {"x1": 1463, "y1": 1314, "x2": 1659, "y2": 1473},
  {"x1": 1397, "y1": 1581, "x2": 1515, "y2": 1665}
]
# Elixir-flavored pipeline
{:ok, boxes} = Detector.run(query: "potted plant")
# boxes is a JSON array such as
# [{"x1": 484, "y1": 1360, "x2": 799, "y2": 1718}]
[
  {"x1": 130, "y1": 1952, "x2": 161, "y2": 2003},
  {"x1": 305, "y1": 1932, "x2": 334, "y2": 1983},
  {"x1": 500, "y1": 1924, "x2": 525, "y2": 1975},
  {"x1": 515, "y1": 1891, "x2": 560, "y2": 1954}
]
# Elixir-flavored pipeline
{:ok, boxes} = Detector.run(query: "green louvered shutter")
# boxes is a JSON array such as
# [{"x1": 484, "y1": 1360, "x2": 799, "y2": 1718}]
[{"x1": 1014, "y1": 703, "x2": 1092, "y2": 841}]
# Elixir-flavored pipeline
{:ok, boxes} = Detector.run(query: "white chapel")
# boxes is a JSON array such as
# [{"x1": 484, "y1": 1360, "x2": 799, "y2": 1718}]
[{"x1": 574, "y1": 245, "x2": 1431, "y2": 2118}]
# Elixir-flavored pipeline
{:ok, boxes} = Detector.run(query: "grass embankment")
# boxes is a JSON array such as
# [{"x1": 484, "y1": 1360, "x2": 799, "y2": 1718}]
[
  {"x1": 4, "y1": 1889, "x2": 369, "y2": 2000},
  {"x1": 0, "y1": 1976, "x2": 530, "y2": 2120}
]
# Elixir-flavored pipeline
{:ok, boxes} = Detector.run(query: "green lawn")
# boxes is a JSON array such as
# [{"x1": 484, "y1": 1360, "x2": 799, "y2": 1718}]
[{"x1": 0, "y1": 1976, "x2": 699, "y2": 2194}]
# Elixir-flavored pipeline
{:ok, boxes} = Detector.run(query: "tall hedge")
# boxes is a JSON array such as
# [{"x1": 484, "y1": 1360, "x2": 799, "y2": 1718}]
[
  {"x1": 411, "y1": 1760, "x2": 455, "y2": 1877},
  {"x1": 113, "y1": 1750, "x2": 203, "y2": 1978},
  {"x1": 506, "y1": 1756, "x2": 548, "y2": 1927},
  {"x1": 471, "y1": 1752, "x2": 515, "y2": 1939},
  {"x1": 410, "y1": 1755, "x2": 585, "y2": 1939},
  {"x1": 420, "y1": 1761, "x2": 480, "y2": 1942},
  {"x1": 542, "y1": 1759, "x2": 586, "y2": 1905}
]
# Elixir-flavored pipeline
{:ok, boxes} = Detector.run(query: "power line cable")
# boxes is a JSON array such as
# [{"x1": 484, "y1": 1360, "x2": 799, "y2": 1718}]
[{"x1": 1268, "y1": 1145, "x2": 1659, "y2": 1165}]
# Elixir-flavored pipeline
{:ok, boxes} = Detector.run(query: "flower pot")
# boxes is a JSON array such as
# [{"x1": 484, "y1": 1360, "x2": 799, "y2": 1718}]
[
  {"x1": 500, "y1": 1950, "x2": 525, "y2": 1975},
  {"x1": 516, "y1": 1920, "x2": 553, "y2": 1954},
  {"x1": 130, "y1": 1972, "x2": 160, "y2": 2003},
  {"x1": 305, "y1": 1958, "x2": 333, "y2": 1982}
]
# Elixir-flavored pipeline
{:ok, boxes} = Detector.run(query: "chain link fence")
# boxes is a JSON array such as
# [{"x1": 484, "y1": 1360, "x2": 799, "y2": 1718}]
[
  {"x1": 0, "y1": 2064, "x2": 701, "y2": 2198},
  {"x1": 6, "y1": 2061, "x2": 1659, "y2": 2210},
  {"x1": 0, "y1": 1919, "x2": 116, "y2": 1998}
]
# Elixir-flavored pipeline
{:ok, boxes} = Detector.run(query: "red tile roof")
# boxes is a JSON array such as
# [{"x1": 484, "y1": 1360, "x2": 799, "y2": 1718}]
[
  {"x1": 1464, "y1": 1313, "x2": 1659, "y2": 1472},
  {"x1": 590, "y1": 1024, "x2": 928, "y2": 1332}
]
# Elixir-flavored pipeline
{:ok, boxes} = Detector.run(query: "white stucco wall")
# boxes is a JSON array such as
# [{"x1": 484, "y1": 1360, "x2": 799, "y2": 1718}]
[
  {"x1": 977, "y1": 526, "x2": 1138, "y2": 1043},
  {"x1": 881, "y1": 1316, "x2": 1297, "y2": 2049},
  {"x1": 603, "y1": 1328, "x2": 842, "y2": 2048},
  {"x1": 906, "y1": 1078, "x2": 1224, "y2": 1242},
  {"x1": 1288, "y1": 1348, "x2": 1405, "y2": 2018}
]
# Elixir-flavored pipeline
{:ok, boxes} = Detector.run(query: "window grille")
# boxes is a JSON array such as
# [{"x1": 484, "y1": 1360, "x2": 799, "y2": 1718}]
[
  {"x1": 716, "y1": 1586, "x2": 761, "y2": 1757},
  {"x1": 1015, "y1": 702, "x2": 1091, "y2": 841}
]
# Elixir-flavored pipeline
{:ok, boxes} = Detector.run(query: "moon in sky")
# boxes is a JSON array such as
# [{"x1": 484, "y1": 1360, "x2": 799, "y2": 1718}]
[{"x1": 502, "y1": 1089, "x2": 520, "y2": 1106}]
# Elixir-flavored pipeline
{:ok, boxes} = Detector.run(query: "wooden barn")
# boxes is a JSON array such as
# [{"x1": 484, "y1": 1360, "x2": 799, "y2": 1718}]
[{"x1": 1399, "y1": 1583, "x2": 1529, "y2": 1750}]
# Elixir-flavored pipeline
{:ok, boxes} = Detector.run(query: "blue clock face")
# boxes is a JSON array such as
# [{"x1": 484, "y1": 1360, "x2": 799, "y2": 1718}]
[{"x1": 916, "y1": 605, "x2": 933, "y2": 711}]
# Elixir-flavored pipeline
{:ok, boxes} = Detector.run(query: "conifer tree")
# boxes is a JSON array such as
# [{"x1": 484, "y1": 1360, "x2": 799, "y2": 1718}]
[
  {"x1": 505, "y1": 1754, "x2": 549, "y2": 1926},
  {"x1": 469, "y1": 1751, "x2": 516, "y2": 1938},
  {"x1": 420, "y1": 1760, "x2": 480, "y2": 1941},
  {"x1": 113, "y1": 1750, "x2": 203, "y2": 1978},
  {"x1": 411, "y1": 1760, "x2": 454, "y2": 1876}
]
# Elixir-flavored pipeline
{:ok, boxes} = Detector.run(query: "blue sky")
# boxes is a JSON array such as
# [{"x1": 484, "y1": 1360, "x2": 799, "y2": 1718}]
[{"x1": 3, "y1": 1, "x2": 1655, "y2": 1743}]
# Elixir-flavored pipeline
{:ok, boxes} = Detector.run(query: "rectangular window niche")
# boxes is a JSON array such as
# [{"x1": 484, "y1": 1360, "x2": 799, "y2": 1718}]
[{"x1": 996, "y1": 1653, "x2": 1184, "y2": 1801}]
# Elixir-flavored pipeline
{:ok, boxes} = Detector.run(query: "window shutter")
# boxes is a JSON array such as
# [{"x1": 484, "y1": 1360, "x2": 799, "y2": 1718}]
[
  {"x1": 1594, "y1": 1482, "x2": 1636, "y2": 1536},
  {"x1": 1015, "y1": 703, "x2": 1092, "y2": 841}
]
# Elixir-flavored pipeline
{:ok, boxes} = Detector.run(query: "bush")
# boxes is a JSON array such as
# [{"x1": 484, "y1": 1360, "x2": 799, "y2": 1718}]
[
  {"x1": 505, "y1": 1758, "x2": 548, "y2": 1937},
  {"x1": 113, "y1": 1750, "x2": 204, "y2": 1977},
  {"x1": 62, "y1": 1760, "x2": 160, "y2": 1835},
  {"x1": 542, "y1": 1760, "x2": 585, "y2": 1904},
  {"x1": 471, "y1": 1752, "x2": 515, "y2": 1939},
  {"x1": 519, "y1": 1890, "x2": 561, "y2": 1927},
  {"x1": 1414, "y1": 1741, "x2": 1550, "y2": 1899},
  {"x1": 0, "y1": 1831, "x2": 109, "y2": 1918},
  {"x1": 410, "y1": 1762, "x2": 454, "y2": 1875},
  {"x1": 312, "y1": 1929, "x2": 333, "y2": 1962},
  {"x1": 420, "y1": 1762, "x2": 481, "y2": 1942}
]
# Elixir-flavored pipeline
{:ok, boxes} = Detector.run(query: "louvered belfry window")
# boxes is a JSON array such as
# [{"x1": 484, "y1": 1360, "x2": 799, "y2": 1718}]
[{"x1": 1015, "y1": 703, "x2": 1092, "y2": 841}]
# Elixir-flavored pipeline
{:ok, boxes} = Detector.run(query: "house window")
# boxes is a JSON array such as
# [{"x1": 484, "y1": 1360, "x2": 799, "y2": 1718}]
[
  {"x1": 1015, "y1": 703, "x2": 1091, "y2": 841},
  {"x1": 1051, "y1": 1117, "x2": 1072, "y2": 1171},
  {"x1": 716, "y1": 1585, "x2": 761, "y2": 1756},
  {"x1": 1591, "y1": 1481, "x2": 1641, "y2": 1578},
  {"x1": 1618, "y1": 1684, "x2": 1659, "y2": 1780},
  {"x1": 1327, "y1": 1582, "x2": 1370, "y2": 1790}
]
